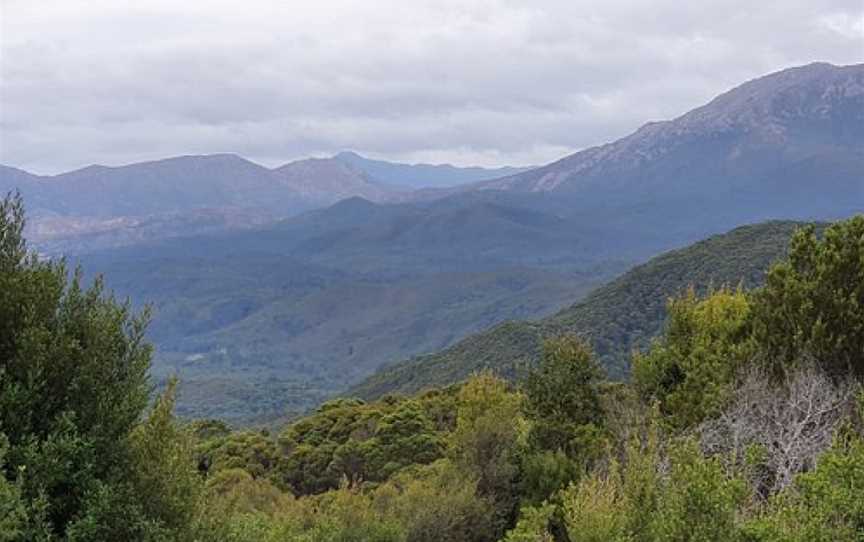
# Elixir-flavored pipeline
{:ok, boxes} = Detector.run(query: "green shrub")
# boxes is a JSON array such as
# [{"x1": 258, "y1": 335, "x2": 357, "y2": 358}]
[{"x1": 633, "y1": 288, "x2": 753, "y2": 428}]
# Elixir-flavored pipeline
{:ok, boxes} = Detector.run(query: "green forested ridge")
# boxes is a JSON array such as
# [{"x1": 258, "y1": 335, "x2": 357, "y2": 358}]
[
  {"x1": 350, "y1": 221, "x2": 814, "y2": 400},
  {"x1": 3, "y1": 194, "x2": 864, "y2": 541}
]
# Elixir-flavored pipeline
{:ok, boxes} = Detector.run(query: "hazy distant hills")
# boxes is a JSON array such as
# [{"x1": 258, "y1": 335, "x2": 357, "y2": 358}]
[
  {"x1": 333, "y1": 151, "x2": 532, "y2": 189},
  {"x1": 6, "y1": 63, "x2": 860, "y2": 258},
  {"x1": 1, "y1": 153, "x2": 531, "y2": 254},
  {"x1": 348, "y1": 221, "x2": 812, "y2": 400},
  {"x1": 6, "y1": 154, "x2": 313, "y2": 217}
]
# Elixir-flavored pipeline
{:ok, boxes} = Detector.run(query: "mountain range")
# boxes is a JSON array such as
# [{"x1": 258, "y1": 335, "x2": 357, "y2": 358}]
[
  {"x1": 476, "y1": 62, "x2": 862, "y2": 196},
  {"x1": 424, "y1": 62, "x2": 862, "y2": 241},
  {"x1": 4, "y1": 61, "x2": 862, "y2": 422},
  {"x1": 332, "y1": 151, "x2": 532, "y2": 189},
  {"x1": 1, "y1": 153, "x2": 531, "y2": 254}
]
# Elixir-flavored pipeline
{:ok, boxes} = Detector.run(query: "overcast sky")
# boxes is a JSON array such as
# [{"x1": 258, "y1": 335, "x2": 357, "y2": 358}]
[{"x1": 1, "y1": 0, "x2": 862, "y2": 174}]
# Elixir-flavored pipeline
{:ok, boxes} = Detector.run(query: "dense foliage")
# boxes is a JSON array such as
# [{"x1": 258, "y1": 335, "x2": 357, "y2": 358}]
[
  {"x1": 0, "y1": 194, "x2": 205, "y2": 539},
  {"x1": 751, "y1": 220, "x2": 864, "y2": 378},
  {"x1": 632, "y1": 287, "x2": 754, "y2": 428},
  {"x1": 2, "y1": 194, "x2": 863, "y2": 541}
]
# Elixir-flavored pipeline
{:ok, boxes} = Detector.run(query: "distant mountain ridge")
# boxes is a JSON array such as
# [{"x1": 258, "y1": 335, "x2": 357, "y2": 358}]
[
  {"x1": 333, "y1": 151, "x2": 533, "y2": 189},
  {"x1": 1, "y1": 153, "x2": 388, "y2": 219},
  {"x1": 403, "y1": 63, "x2": 862, "y2": 237},
  {"x1": 1, "y1": 152, "x2": 528, "y2": 254},
  {"x1": 1, "y1": 151, "x2": 532, "y2": 216},
  {"x1": 5, "y1": 62, "x2": 860, "y2": 256}
]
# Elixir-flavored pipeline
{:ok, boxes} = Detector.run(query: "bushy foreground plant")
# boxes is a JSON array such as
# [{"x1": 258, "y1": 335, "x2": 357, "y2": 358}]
[
  {"x1": 752, "y1": 217, "x2": 864, "y2": 378},
  {"x1": 0, "y1": 193, "x2": 209, "y2": 540},
  {"x1": 632, "y1": 287, "x2": 753, "y2": 429}
]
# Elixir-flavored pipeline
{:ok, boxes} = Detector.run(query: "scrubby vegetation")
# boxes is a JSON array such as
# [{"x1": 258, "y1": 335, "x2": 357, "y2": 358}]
[{"x1": 2, "y1": 192, "x2": 863, "y2": 541}]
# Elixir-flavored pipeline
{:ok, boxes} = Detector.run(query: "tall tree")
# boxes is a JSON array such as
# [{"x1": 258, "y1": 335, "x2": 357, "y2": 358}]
[
  {"x1": 0, "y1": 193, "x2": 199, "y2": 539},
  {"x1": 523, "y1": 335, "x2": 605, "y2": 457},
  {"x1": 752, "y1": 217, "x2": 864, "y2": 378}
]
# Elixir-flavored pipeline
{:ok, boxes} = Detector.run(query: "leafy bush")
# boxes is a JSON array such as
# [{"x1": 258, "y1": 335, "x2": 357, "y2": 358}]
[
  {"x1": 632, "y1": 287, "x2": 753, "y2": 428},
  {"x1": 0, "y1": 193, "x2": 206, "y2": 540},
  {"x1": 503, "y1": 503, "x2": 556, "y2": 542},
  {"x1": 451, "y1": 372, "x2": 526, "y2": 539}
]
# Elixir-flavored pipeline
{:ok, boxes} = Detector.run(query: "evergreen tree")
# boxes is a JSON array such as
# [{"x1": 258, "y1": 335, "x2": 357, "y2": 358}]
[
  {"x1": 0, "y1": 193, "x2": 201, "y2": 540},
  {"x1": 632, "y1": 288, "x2": 752, "y2": 429},
  {"x1": 518, "y1": 336, "x2": 606, "y2": 506},
  {"x1": 523, "y1": 336, "x2": 605, "y2": 457},
  {"x1": 752, "y1": 217, "x2": 864, "y2": 378}
]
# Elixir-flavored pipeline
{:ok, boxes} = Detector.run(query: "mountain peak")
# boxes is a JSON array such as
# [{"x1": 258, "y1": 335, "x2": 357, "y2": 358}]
[
  {"x1": 0, "y1": 164, "x2": 37, "y2": 176},
  {"x1": 477, "y1": 62, "x2": 864, "y2": 194},
  {"x1": 333, "y1": 150, "x2": 364, "y2": 161},
  {"x1": 155, "y1": 153, "x2": 259, "y2": 167},
  {"x1": 677, "y1": 62, "x2": 864, "y2": 129},
  {"x1": 330, "y1": 195, "x2": 376, "y2": 209}
]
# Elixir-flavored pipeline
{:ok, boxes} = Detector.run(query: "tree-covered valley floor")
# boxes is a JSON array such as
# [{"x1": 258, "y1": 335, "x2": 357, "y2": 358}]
[{"x1": 2, "y1": 192, "x2": 864, "y2": 541}]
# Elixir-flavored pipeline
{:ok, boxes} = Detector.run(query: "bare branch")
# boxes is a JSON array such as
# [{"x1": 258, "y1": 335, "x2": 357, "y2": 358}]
[{"x1": 700, "y1": 358, "x2": 857, "y2": 495}]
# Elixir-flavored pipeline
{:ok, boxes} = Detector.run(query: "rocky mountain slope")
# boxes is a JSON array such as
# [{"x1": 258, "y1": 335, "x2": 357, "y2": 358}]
[
  {"x1": 479, "y1": 62, "x2": 862, "y2": 199},
  {"x1": 399, "y1": 63, "x2": 862, "y2": 246}
]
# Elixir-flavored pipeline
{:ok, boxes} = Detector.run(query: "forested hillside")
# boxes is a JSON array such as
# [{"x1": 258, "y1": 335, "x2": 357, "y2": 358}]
[
  {"x1": 351, "y1": 221, "x2": 814, "y2": 399},
  {"x1": 3, "y1": 195, "x2": 862, "y2": 541},
  {"x1": 78, "y1": 193, "x2": 626, "y2": 422}
]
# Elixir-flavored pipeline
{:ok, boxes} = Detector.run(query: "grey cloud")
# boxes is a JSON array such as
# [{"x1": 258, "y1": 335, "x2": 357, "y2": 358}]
[{"x1": 1, "y1": 0, "x2": 862, "y2": 173}]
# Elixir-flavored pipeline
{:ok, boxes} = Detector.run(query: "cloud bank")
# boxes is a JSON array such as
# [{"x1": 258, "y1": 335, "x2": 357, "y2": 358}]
[{"x1": 1, "y1": 0, "x2": 862, "y2": 173}]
